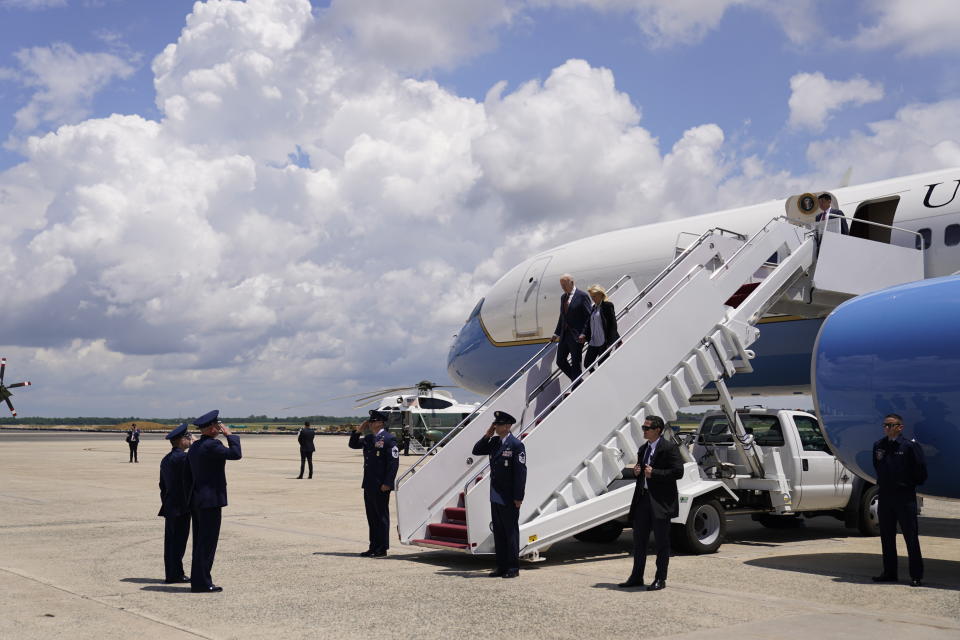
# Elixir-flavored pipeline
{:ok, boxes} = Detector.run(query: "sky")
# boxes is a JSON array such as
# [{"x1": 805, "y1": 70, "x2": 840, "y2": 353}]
[{"x1": 0, "y1": 0, "x2": 959, "y2": 419}]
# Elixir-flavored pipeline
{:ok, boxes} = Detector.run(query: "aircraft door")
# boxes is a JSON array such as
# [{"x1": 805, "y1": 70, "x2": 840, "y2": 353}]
[{"x1": 514, "y1": 256, "x2": 551, "y2": 339}]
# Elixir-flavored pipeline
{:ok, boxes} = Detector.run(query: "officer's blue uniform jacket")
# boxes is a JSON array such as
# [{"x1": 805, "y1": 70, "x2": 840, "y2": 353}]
[
  {"x1": 472, "y1": 433, "x2": 527, "y2": 505},
  {"x1": 187, "y1": 434, "x2": 242, "y2": 509},
  {"x1": 873, "y1": 435, "x2": 927, "y2": 493},
  {"x1": 158, "y1": 448, "x2": 192, "y2": 517},
  {"x1": 349, "y1": 429, "x2": 399, "y2": 490}
]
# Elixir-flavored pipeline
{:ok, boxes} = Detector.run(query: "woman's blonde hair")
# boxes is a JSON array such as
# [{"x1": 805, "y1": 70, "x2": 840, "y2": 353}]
[{"x1": 587, "y1": 284, "x2": 607, "y2": 302}]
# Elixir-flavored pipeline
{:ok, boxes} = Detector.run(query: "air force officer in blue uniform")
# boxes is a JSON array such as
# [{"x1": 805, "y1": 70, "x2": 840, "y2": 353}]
[
  {"x1": 158, "y1": 422, "x2": 193, "y2": 584},
  {"x1": 349, "y1": 410, "x2": 399, "y2": 557},
  {"x1": 551, "y1": 274, "x2": 592, "y2": 384},
  {"x1": 472, "y1": 410, "x2": 527, "y2": 578},
  {"x1": 187, "y1": 410, "x2": 242, "y2": 593}
]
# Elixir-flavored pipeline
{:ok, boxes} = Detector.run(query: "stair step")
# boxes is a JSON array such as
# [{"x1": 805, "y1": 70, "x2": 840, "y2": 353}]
[
  {"x1": 411, "y1": 538, "x2": 470, "y2": 551},
  {"x1": 444, "y1": 507, "x2": 466, "y2": 524},
  {"x1": 427, "y1": 522, "x2": 468, "y2": 541},
  {"x1": 724, "y1": 282, "x2": 760, "y2": 308}
]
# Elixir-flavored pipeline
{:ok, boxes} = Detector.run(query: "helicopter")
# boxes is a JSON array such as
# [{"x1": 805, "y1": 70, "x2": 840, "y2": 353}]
[{"x1": 0, "y1": 357, "x2": 32, "y2": 417}]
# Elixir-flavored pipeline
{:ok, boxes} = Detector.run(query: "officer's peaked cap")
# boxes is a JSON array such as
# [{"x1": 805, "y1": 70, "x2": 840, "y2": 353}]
[
  {"x1": 165, "y1": 422, "x2": 189, "y2": 440},
  {"x1": 493, "y1": 410, "x2": 516, "y2": 425},
  {"x1": 368, "y1": 409, "x2": 388, "y2": 422},
  {"x1": 193, "y1": 409, "x2": 219, "y2": 428}
]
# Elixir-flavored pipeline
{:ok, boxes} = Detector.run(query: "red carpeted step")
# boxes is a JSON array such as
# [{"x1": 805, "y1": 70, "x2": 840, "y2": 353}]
[
  {"x1": 444, "y1": 507, "x2": 466, "y2": 524},
  {"x1": 427, "y1": 522, "x2": 468, "y2": 541},
  {"x1": 411, "y1": 538, "x2": 470, "y2": 550},
  {"x1": 724, "y1": 282, "x2": 761, "y2": 308}
]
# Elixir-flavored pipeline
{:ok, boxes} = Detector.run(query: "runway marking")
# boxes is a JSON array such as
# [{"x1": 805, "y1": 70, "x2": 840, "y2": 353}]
[{"x1": 0, "y1": 566, "x2": 213, "y2": 639}]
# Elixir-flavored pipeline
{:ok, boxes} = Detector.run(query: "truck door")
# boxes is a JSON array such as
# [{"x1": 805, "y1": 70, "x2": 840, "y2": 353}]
[
  {"x1": 514, "y1": 256, "x2": 551, "y2": 339},
  {"x1": 792, "y1": 414, "x2": 851, "y2": 511}
]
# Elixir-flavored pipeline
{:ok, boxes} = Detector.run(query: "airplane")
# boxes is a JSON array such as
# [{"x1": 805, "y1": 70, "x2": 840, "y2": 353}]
[{"x1": 446, "y1": 167, "x2": 960, "y2": 499}]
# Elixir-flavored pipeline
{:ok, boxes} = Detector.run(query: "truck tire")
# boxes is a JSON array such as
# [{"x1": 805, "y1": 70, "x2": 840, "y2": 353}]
[
  {"x1": 858, "y1": 485, "x2": 880, "y2": 536},
  {"x1": 574, "y1": 521, "x2": 625, "y2": 543},
  {"x1": 677, "y1": 498, "x2": 725, "y2": 554}
]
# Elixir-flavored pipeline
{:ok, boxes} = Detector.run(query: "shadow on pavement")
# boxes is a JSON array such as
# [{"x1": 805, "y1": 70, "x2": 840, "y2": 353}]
[
  {"x1": 918, "y1": 517, "x2": 960, "y2": 540},
  {"x1": 120, "y1": 577, "x2": 167, "y2": 584},
  {"x1": 745, "y1": 552, "x2": 960, "y2": 591},
  {"x1": 140, "y1": 585, "x2": 192, "y2": 593}
]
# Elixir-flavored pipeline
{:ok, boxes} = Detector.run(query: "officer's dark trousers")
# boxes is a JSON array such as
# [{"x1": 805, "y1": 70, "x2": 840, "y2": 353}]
[
  {"x1": 491, "y1": 502, "x2": 520, "y2": 573},
  {"x1": 556, "y1": 335, "x2": 583, "y2": 383},
  {"x1": 879, "y1": 491, "x2": 923, "y2": 579},
  {"x1": 128, "y1": 442, "x2": 138, "y2": 462},
  {"x1": 363, "y1": 488, "x2": 390, "y2": 553},
  {"x1": 630, "y1": 492, "x2": 670, "y2": 581},
  {"x1": 190, "y1": 507, "x2": 222, "y2": 590},
  {"x1": 299, "y1": 451, "x2": 313, "y2": 478},
  {"x1": 163, "y1": 513, "x2": 191, "y2": 581}
]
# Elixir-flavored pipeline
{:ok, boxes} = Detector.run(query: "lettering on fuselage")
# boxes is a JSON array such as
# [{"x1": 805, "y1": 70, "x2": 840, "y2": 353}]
[{"x1": 922, "y1": 180, "x2": 960, "y2": 208}]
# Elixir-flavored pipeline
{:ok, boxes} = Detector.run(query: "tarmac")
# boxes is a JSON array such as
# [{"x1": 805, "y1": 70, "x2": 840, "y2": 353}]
[{"x1": 1, "y1": 431, "x2": 957, "y2": 640}]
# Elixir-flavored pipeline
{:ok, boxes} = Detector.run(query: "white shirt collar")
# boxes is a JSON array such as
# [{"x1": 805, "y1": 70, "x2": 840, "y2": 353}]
[{"x1": 375, "y1": 428, "x2": 385, "y2": 436}]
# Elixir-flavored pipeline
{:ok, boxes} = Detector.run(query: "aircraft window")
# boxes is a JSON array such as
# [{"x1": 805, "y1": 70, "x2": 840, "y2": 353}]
[
  {"x1": 793, "y1": 415, "x2": 830, "y2": 453},
  {"x1": 418, "y1": 397, "x2": 453, "y2": 409},
  {"x1": 915, "y1": 228, "x2": 931, "y2": 250},
  {"x1": 945, "y1": 224, "x2": 960, "y2": 247}
]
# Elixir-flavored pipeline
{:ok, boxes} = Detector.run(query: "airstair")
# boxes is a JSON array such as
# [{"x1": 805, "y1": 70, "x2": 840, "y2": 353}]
[{"x1": 395, "y1": 215, "x2": 923, "y2": 557}]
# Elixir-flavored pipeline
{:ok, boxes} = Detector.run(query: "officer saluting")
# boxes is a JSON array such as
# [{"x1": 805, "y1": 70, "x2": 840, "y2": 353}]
[
  {"x1": 158, "y1": 422, "x2": 193, "y2": 584},
  {"x1": 872, "y1": 413, "x2": 928, "y2": 587},
  {"x1": 187, "y1": 410, "x2": 242, "y2": 593},
  {"x1": 349, "y1": 410, "x2": 399, "y2": 557},
  {"x1": 472, "y1": 411, "x2": 526, "y2": 578}
]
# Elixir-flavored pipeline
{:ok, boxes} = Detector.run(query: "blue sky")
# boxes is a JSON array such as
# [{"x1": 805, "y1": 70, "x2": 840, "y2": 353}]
[{"x1": 0, "y1": 0, "x2": 958, "y2": 417}]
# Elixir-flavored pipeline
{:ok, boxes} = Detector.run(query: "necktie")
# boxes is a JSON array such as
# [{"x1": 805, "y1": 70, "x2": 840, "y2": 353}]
[
  {"x1": 562, "y1": 294, "x2": 569, "y2": 315},
  {"x1": 643, "y1": 445, "x2": 652, "y2": 489}
]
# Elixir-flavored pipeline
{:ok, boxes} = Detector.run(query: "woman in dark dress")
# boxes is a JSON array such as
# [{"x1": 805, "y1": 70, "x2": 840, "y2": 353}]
[{"x1": 580, "y1": 285, "x2": 620, "y2": 370}]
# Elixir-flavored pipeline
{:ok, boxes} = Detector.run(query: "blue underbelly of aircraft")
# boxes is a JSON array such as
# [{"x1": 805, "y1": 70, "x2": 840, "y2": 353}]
[
  {"x1": 447, "y1": 313, "x2": 822, "y2": 397},
  {"x1": 814, "y1": 275, "x2": 960, "y2": 500}
]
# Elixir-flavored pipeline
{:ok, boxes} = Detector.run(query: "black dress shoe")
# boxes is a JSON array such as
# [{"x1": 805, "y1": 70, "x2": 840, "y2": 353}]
[
  {"x1": 296, "y1": 476, "x2": 303, "y2": 479},
  {"x1": 501, "y1": 570, "x2": 519, "y2": 578},
  {"x1": 910, "y1": 579, "x2": 923, "y2": 587},
  {"x1": 191, "y1": 585, "x2": 223, "y2": 593},
  {"x1": 488, "y1": 570, "x2": 505, "y2": 577},
  {"x1": 165, "y1": 575, "x2": 190, "y2": 584},
  {"x1": 872, "y1": 574, "x2": 898, "y2": 583},
  {"x1": 358, "y1": 550, "x2": 375, "y2": 557},
  {"x1": 618, "y1": 579, "x2": 644, "y2": 588},
  {"x1": 646, "y1": 579, "x2": 666, "y2": 591}
]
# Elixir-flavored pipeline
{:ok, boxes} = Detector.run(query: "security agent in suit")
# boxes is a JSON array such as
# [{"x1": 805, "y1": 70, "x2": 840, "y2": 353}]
[
  {"x1": 158, "y1": 423, "x2": 193, "y2": 584},
  {"x1": 471, "y1": 410, "x2": 527, "y2": 578},
  {"x1": 297, "y1": 421, "x2": 316, "y2": 479},
  {"x1": 186, "y1": 410, "x2": 242, "y2": 593},
  {"x1": 348, "y1": 410, "x2": 400, "y2": 557},
  {"x1": 126, "y1": 424, "x2": 141, "y2": 463},
  {"x1": 816, "y1": 193, "x2": 849, "y2": 235},
  {"x1": 620, "y1": 415, "x2": 684, "y2": 591},
  {"x1": 872, "y1": 413, "x2": 928, "y2": 587},
  {"x1": 551, "y1": 274, "x2": 592, "y2": 384}
]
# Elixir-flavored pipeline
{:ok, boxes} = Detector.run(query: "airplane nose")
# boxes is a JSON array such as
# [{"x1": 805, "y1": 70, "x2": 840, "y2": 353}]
[{"x1": 447, "y1": 302, "x2": 541, "y2": 396}]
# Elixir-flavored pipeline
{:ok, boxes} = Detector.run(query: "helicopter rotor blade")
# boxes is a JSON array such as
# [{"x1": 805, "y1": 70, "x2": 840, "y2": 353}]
[
  {"x1": 0, "y1": 358, "x2": 5, "y2": 384},
  {"x1": 7, "y1": 381, "x2": 30, "y2": 389},
  {"x1": 4, "y1": 397, "x2": 15, "y2": 417}
]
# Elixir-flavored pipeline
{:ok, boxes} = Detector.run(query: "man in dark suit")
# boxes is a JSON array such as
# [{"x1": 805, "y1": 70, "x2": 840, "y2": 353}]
[
  {"x1": 348, "y1": 410, "x2": 400, "y2": 557},
  {"x1": 816, "y1": 193, "x2": 849, "y2": 235},
  {"x1": 551, "y1": 274, "x2": 592, "y2": 384},
  {"x1": 472, "y1": 410, "x2": 527, "y2": 578},
  {"x1": 158, "y1": 423, "x2": 193, "y2": 584},
  {"x1": 297, "y1": 421, "x2": 316, "y2": 479},
  {"x1": 872, "y1": 413, "x2": 928, "y2": 587},
  {"x1": 186, "y1": 410, "x2": 242, "y2": 593},
  {"x1": 126, "y1": 423, "x2": 141, "y2": 463},
  {"x1": 620, "y1": 415, "x2": 684, "y2": 591}
]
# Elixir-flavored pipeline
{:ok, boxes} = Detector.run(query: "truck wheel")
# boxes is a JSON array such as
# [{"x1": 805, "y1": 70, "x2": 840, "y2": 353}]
[
  {"x1": 858, "y1": 485, "x2": 880, "y2": 536},
  {"x1": 679, "y1": 498, "x2": 725, "y2": 554},
  {"x1": 574, "y1": 521, "x2": 625, "y2": 543}
]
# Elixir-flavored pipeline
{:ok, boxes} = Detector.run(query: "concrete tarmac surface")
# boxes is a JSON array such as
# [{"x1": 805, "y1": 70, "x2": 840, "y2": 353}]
[{"x1": 1, "y1": 431, "x2": 957, "y2": 640}]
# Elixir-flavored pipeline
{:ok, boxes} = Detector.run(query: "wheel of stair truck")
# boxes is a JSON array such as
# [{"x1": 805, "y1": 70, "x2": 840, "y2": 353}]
[
  {"x1": 675, "y1": 498, "x2": 725, "y2": 554},
  {"x1": 573, "y1": 520, "x2": 625, "y2": 544},
  {"x1": 857, "y1": 485, "x2": 881, "y2": 537}
]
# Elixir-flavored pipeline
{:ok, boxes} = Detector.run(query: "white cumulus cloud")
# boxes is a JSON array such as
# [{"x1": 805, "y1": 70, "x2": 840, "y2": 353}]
[
  {"x1": 852, "y1": 0, "x2": 960, "y2": 55},
  {"x1": 0, "y1": 0, "x2": 66, "y2": 8},
  {"x1": 788, "y1": 72, "x2": 884, "y2": 132}
]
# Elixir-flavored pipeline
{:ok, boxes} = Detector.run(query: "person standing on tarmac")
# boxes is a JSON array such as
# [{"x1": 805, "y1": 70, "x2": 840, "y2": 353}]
[
  {"x1": 187, "y1": 410, "x2": 242, "y2": 593},
  {"x1": 349, "y1": 410, "x2": 399, "y2": 557},
  {"x1": 297, "y1": 421, "x2": 316, "y2": 479},
  {"x1": 126, "y1": 423, "x2": 141, "y2": 463},
  {"x1": 158, "y1": 423, "x2": 193, "y2": 584},
  {"x1": 472, "y1": 411, "x2": 526, "y2": 578},
  {"x1": 872, "y1": 413, "x2": 928, "y2": 587}
]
